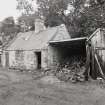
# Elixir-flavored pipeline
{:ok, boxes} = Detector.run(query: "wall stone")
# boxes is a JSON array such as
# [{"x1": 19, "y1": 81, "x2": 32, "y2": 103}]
[
  {"x1": 2, "y1": 46, "x2": 64, "y2": 70},
  {"x1": 47, "y1": 46, "x2": 61, "y2": 68},
  {"x1": 41, "y1": 49, "x2": 48, "y2": 69},
  {"x1": 3, "y1": 50, "x2": 37, "y2": 70},
  {"x1": 9, "y1": 51, "x2": 16, "y2": 67},
  {"x1": 24, "y1": 51, "x2": 37, "y2": 70}
]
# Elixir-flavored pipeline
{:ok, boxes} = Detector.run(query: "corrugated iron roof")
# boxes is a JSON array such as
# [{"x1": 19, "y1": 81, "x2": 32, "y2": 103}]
[
  {"x1": 6, "y1": 24, "x2": 70, "y2": 51},
  {"x1": 49, "y1": 37, "x2": 87, "y2": 43},
  {"x1": 49, "y1": 37, "x2": 87, "y2": 49}
]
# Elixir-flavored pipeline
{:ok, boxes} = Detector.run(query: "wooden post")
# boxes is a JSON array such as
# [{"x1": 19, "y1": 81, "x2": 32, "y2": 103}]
[
  {"x1": 91, "y1": 45, "x2": 97, "y2": 79},
  {"x1": 84, "y1": 43, "x2": 91, "y2": 81},
  {"x1": 92, "y1": 46, "x2": 94, "y2": 72}
]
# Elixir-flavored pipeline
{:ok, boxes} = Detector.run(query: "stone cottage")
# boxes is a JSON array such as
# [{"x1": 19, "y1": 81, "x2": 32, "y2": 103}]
[{"x1": 2, "y1": 19, "x2": 71, "y2": 70}]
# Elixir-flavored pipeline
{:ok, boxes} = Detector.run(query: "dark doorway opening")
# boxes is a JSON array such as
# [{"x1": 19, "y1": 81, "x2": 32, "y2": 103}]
[{"x1": 36, "y1": 52, "x2": 41, "y2": 69}]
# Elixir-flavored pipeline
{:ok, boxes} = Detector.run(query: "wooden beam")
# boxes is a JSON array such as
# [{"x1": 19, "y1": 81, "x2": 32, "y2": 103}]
[
  {"x1": 95, "y1": 47, "x2": 105, "y2": 50},
  {"x1": 49, "y1": 37, "x2": 87, "y2": 44},
  {"x1": 87, "y1": 28, "x2": 101, "y2": 42}
]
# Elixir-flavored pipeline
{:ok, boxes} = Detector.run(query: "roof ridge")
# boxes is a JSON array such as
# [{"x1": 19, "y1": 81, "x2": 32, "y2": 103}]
[
  {"x1": 5, "y1": 25, "x2": 68, "y2": 51},
  {"x1": 48, "y1": 24, "x2": 69, "y2": 42}
]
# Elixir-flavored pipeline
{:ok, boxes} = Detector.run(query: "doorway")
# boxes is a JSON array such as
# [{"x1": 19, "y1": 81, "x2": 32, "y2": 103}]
[{"x1": 35, "y1": 52, "x2": 41, "y2": 69}]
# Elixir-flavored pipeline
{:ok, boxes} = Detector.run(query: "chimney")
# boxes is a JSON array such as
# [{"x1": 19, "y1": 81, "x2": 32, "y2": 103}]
[{"x1": 35, "y1": 19, "x2": 46, "y2": 33}]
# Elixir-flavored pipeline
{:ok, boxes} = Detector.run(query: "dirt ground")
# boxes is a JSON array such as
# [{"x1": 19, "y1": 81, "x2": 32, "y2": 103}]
[{"x1": 0, "y1": 68, "x2": 105, "y2": 105}]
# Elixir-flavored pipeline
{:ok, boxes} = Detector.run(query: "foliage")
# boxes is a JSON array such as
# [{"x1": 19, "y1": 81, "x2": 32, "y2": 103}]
[
  {"x1": 16, "y1": 0, "x2": 34, "y2": 15},
  {"x1": 0, "y1": 17, "x2": 20, "y2": 44},
  {"x1": 75, "y1": 0, "x2": 105, "y2": 36},
  {"x1": 17, "y1": 14, "x2": 36, "y2": 32},
  {"x1": 16, "y1": 0, "x2": 105, "y2": 37}
]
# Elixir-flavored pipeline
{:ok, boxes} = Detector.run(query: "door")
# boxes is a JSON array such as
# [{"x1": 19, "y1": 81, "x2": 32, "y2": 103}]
[{"x1": 35, "y1": 52, "x2": 41, "y2": 69}]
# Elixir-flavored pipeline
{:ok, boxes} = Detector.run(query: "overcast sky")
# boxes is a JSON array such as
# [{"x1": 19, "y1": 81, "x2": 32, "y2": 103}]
[
  {"x1": 0, "y1": 0, "x2": 72, "y2": 21},
  {"x1": 0, "y1": 0, "x2": 21, "y2": 21}
]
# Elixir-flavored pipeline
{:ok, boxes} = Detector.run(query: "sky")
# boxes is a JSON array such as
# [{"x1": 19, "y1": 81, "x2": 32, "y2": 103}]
[
  {"x1": 0, "y1": 0, "x2": 21, "y2": 21},
  {"x1": 0, "y1": 0, "x2": 72, "y2": 21}
]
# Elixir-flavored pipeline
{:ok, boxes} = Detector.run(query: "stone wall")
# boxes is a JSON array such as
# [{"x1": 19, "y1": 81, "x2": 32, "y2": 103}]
[
  {"x1": 1, "y1": 51, "x2": 6, "y2": 67},
  {"x1": 47, "y1": 46, "x2": 61, "y2": 68},
  {"x1": 2, "y1": 46, "x2": 67, "y2": 70},
  {"x1": 2, "y1": 50, "x2": 37, "y2": 70},
  {"x1": 41, "y1": 49, "x2": 48, "y2": 69},
  {"x1": 24, "y1": 51, "x2": 37, "y2": 70}
]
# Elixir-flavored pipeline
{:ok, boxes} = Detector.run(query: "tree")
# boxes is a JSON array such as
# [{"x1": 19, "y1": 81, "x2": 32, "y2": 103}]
[
  {"x1": 16, "y1": 0, "x2": 105, "y2": 37},
  {"x1": 18, "y1": 14, "x2": 36, "y2": 32},
  {"x1": 0, "y1": 17, "x2": 20, "y2": 44},
  {"x1": 16, "y1": 0, "x2": 74, "y2": 34},
  {"x1": 37, "y1": 0, "x2": 72, "y2": 26},
  {"x1": 73, "y1": 0, "x2": 105, "y2": 36},
  {"x1": 16, "y1": 0, "x2": 34, "y2": 15},
  {"x1": 16, "y1": 0, "x2": 71, "y2": 26}
]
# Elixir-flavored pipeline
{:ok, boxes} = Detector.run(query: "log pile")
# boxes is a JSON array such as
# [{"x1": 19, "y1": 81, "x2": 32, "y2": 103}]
[{"x1": 55, "y1": 56, "x2": 86, "y2": 82}]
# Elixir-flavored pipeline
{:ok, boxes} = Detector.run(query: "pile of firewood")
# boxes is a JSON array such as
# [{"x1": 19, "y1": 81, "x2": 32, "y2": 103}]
[{"x1": 55, "y1": 56, "x2": 86, "y2": 82}]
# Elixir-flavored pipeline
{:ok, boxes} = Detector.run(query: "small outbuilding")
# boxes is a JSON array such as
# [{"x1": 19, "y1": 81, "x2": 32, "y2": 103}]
[
  {"x1": 2, "y1": 19, "x2": 71, "y2": 70},
  {"x1": 86, "y1": 28, "x2": 105, "y2": 79},
  {"x1": 2, "y1": 19, "x2": 87, "y2": 71}
]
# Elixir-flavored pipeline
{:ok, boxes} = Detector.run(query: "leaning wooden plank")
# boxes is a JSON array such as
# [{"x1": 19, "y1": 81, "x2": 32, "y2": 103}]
[
  {"x1": 92, "y1": 46, "x2": 95, "y2": 77},
  {"x1": 95, "y1": 54, "x2": 105, "y2": 80}
]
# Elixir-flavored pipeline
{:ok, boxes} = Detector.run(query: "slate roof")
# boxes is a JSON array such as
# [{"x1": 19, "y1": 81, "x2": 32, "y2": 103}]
[{"x1": 6, "y1": 24, "x2": 70, "y2": 51}]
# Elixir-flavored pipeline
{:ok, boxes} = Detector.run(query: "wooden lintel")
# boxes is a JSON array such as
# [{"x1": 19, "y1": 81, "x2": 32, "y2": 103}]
[{"x1": 95, "y1": 47, "x2": 105, "y2": 50}]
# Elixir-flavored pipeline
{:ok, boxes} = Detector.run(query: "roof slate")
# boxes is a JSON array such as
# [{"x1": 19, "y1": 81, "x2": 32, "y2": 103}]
[{"x1": 6, "y1": 24, "x2": 70, "y2": 51}]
